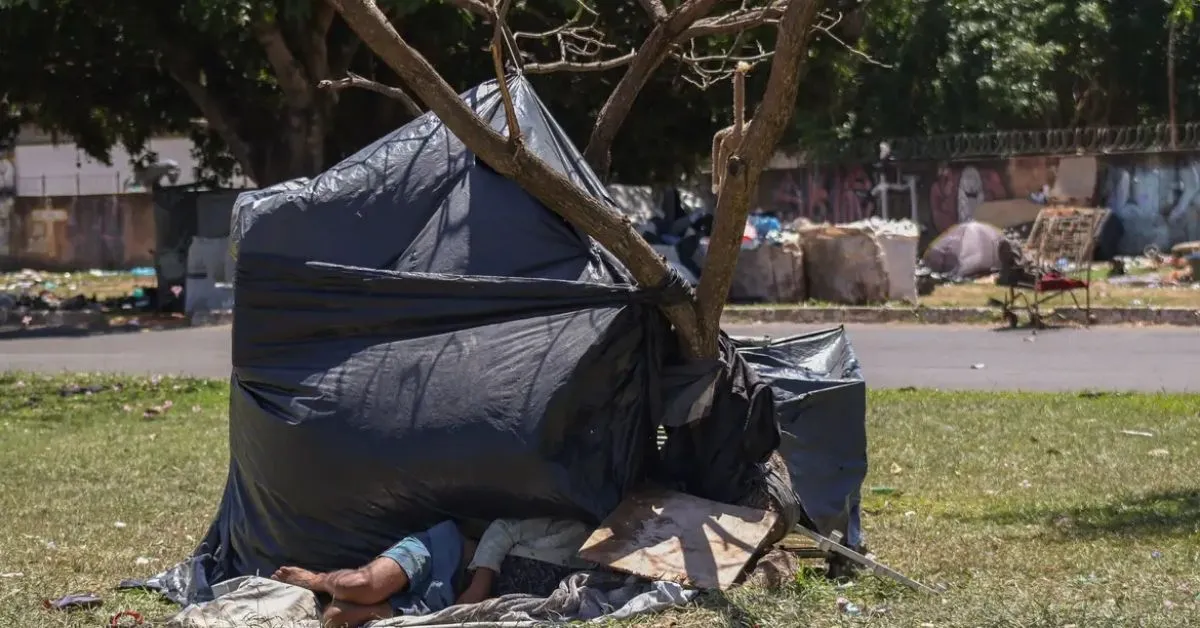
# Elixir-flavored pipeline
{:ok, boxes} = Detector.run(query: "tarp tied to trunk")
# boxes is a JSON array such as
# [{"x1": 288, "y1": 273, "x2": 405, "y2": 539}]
[
  {"x1": 733, "y1": 327, "x2": 868, "y2": 548},
  {"x1": 209, "y1": 77, "x2": 668, "y2": 586},
  {"x1": 156, "y1": 76, "x2": 871, "y2": 610}
]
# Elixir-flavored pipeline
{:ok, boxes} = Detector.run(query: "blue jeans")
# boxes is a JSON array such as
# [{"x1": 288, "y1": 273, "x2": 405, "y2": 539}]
[{"x1": 377, "y1": 520, "x2": 463, "y2": 615}]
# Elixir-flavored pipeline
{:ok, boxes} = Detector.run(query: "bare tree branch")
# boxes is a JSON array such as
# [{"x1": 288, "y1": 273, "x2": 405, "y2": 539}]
[
  {"x1": 318, "y1": 72, "x2": 423, "y2": 117},
  {"x1": 513, "y1": 4, "x2": 618, "y2": 73},
  {"x1": 442, "y1": 0, "x2": 493, "y2": 18},
  {"x1": 524, "y1": 51, "x2": 636, "y2": 74},
  {"x1": 676, "y1": 35, "x2": 773, "y2": 89},
  {"x1": 514, "y1": 0, "x2": 792, "y2": 87},
  {"x1": 812, "y1": 11, "x2": 892, "y2": 68},
  {"x1": 637, "y1": 0, "x2": 669, "y2": 22},
  {"x1": 694, "y1": 0, "x2": 824, "y2": 355},
  {"x1": 331, "y1": 0, "x2": 706, "y2": 357},
  {"x1": 684, "y1": 1, "x2": 787, "y2": 37},
  {"x1": 490, "y1": 0, "x2": 522, "y2": 143},
  {"x1": 582, "y1": 0, "x2": 724, "y2": 177}
]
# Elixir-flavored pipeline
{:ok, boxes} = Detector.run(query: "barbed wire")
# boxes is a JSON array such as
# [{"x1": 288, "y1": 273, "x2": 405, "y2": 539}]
[{"x1": 795, "y1": 123, "x2": 1200, "y2": 164}]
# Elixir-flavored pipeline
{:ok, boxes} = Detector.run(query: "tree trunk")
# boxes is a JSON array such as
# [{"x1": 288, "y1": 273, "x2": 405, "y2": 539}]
[{"x1": 693, "y1": 0, "x2": 822, "y2": 356}]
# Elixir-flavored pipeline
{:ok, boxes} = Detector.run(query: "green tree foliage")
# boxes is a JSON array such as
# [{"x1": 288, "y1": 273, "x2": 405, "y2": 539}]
[
  {"x1": 3, "y1": 0, "x2": 1197, "y2": 185},
  {"x1": 0, "y1": 0, "x2": 750, "y2": 185},
  {"x1": 820, "y1": 0, "x2": 1200, "y2": 145}
]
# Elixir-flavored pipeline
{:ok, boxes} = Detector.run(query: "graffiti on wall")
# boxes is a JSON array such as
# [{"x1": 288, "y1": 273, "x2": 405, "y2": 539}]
[
  {"x1": 758, "y1": 157, "x2": 1056, "y2": 232},
  {"x1": 928, "y1": 164, "x2": 1013, "y2": 232},
  {"x1": 1101, "y1": 157, "x2": 1200, "y2": 254},
  {"x1": 761, "y1": 165, "x2": 879, "y2": 224},
  {"x1": 756, "y1": 151, "x2": 1200, "y2": 255}
]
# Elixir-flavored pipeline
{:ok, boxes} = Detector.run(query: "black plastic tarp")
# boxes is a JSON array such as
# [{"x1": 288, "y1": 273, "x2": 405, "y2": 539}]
[
  {"x1": 733, "y1": 328, "x2": 868, "y2": 548},
  {"x1": 170, "y1": 76, "x2": 870, "y2": 604},
  {"x1": 207, "y1": 76, "x2": 672, "y2": 582}
]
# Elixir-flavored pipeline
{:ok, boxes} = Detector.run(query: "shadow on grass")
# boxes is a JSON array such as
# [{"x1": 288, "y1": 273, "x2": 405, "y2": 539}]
[
  {"x1": 691, "y1": 592, "x2": 765, "y2": 628},
  {"x1": 972, "y1": 489, "x2": 1200, "y2": 540}
]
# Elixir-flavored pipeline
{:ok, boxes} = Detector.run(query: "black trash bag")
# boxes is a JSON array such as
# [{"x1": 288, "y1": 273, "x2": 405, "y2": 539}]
[
  {"x1": 657, "y1": 333, "x2": 805, "y2": 537},
  {"x1": 733, "y1": 327, "x2": 868, "y2": 549}
]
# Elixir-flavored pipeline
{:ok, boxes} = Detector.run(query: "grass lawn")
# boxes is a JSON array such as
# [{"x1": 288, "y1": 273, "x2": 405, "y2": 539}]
[
  {"x1": 726, "y1": 281, "x2": 1200, "y2": 310},
  {"x1": 918, "y1": 280, "x2": 1200, "y2": 310},
  {"x1": 1, "y1": 375, "x2": 1198, "y2": 627}
]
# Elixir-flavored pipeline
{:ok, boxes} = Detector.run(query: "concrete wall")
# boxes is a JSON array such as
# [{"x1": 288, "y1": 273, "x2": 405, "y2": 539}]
[
  {"x1": 754, "y1": 153, "x2": 1200, "y2": 255},
  {"x1": 0, "y1": 194, "x2": 156, "y2": 271},
  {"x1": 0, "y1": 148, "x2": 13, "y2": 259},
  {"x1": 13, "y1": 137, "x2": 205, "y2": 197}
]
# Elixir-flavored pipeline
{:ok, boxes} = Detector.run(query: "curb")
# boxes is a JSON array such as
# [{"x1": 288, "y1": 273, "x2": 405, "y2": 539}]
[
  {"x1": 5, "y1": 306, "x2": 1199, "y2": 336},
  {"x1": 721, "y1": 306, "x2": 1200, "y2": 327}
]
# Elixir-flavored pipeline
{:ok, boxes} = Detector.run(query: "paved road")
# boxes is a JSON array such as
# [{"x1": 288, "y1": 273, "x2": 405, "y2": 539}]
[{"x1": 1, "y1": 323, "x2": 1197, "y2": 392}]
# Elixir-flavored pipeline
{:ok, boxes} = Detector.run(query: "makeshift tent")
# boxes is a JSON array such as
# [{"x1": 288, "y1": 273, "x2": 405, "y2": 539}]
[
  {"x1": 143, "y1": 77, "x2": 869, "y2": 606},
  {"x1": 922, "y1": 220, "x2": 1004, "y2": 279}
]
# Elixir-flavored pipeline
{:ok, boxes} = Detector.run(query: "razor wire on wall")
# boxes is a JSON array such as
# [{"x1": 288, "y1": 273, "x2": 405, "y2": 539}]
[{"x1": 804, "y1": 123, "x2": 1200, "y2": 164}]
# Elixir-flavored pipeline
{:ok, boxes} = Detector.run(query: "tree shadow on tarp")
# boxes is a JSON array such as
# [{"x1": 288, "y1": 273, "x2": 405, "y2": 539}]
[{"x1": 968, "y1": 489, "x2": 1200, "y2": 540}]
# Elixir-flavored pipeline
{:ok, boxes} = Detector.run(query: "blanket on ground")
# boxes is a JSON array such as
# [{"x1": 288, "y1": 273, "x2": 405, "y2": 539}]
[{"x1": 165, "y1": 572, "x2": 696, "y2": 628}]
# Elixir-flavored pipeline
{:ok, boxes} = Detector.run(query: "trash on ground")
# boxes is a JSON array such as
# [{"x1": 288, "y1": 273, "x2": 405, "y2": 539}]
[
  {"x1": 836, "y1": 596, "x2": 862, "y2": 615},
  {"x1": 43, "y1": 594, "x2": 103, "y2": 612}
]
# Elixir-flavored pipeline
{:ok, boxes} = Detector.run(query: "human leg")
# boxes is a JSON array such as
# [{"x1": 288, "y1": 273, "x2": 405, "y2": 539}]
[
  {"x1": 321, "y1": 599, "x2": 393, "y2": 628},
  {"x1": 273, "y1": 557, "x2": 410, "y2": 606}
]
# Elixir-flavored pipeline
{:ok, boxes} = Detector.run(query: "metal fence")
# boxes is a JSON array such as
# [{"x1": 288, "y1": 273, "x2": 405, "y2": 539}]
[
  {"x1": 15, "y1": 173, "x2": 255, "y2": 198},
  {"x1": 17, "y1": 173, "x2": 148, "y2": 197}
]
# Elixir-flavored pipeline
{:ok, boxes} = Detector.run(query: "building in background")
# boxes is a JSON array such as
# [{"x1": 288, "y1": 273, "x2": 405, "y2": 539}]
[{"x1": 1, "y1": 126, "x2": 253, "y2": 272}]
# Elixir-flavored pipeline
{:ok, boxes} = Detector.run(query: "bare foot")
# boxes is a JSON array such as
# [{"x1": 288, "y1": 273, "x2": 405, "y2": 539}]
[{"x1": 272, "y1": 566, "x2": 328, "y2": 592}]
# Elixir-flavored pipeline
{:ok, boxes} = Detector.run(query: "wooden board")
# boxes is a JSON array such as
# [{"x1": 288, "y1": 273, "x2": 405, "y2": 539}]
[
  {"x1": 1049, "y1": 156, "x2": 1098, "y2": 202},
  {"x1": 577, "y1": 488, "x2": 778, "y2": 590},
  {"x1": 972, "y1": 198, "x2": 1044, "y2": 229}
]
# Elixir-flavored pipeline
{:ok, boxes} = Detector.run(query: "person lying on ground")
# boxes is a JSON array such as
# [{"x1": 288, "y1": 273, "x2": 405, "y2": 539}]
[
  {"x1": 456, "y1": 517, "x2": 594, "y2": 605},
  {"x1": 272, "y1": 517, "x2": 592, "y2": 628}
]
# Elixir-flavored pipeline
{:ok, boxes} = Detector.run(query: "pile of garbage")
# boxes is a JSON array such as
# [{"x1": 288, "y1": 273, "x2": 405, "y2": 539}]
[
  {"x1": 1107, "y1": 242, "x2": 1200, "y2": 286},
  {"x1": 0, "y1": 268, "x2": 166, "y2": 327},
  {"x1": 627, "y1": 199, "x2": 924, "y2": 305}
]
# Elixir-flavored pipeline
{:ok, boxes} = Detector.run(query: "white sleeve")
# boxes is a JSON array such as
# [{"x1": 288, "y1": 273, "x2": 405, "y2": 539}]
[{"x1": 467, "y1": 519, "x2": 560, "y2": 573}]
